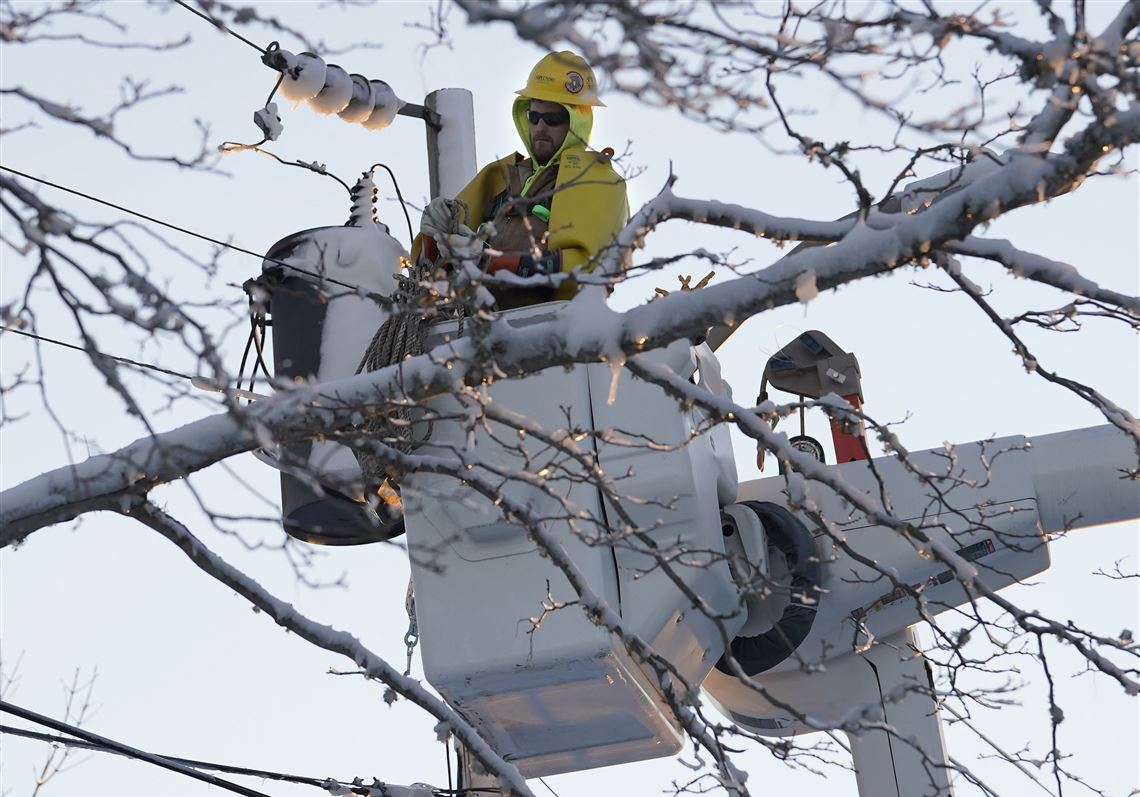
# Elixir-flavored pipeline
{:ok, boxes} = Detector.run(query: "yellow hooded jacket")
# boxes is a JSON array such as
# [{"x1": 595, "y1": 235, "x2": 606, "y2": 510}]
[{"x1": 417, "y1": 97, "x2": 628, "y2": 301}]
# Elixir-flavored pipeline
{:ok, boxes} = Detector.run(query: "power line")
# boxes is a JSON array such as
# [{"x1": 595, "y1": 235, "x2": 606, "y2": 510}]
[
  {"x1": 372, "y1": 161, "x2": 416, "y2": 247},
  {"x1": 0, "y1": 164, "x2": 374, "y2": 295},
  {"x1": 172, "y1": 0, "x2": 267, "y2": 55},
  {"x1": 3, "y1": 326, "x2": 267, "y2": 399},
  {"x1": 1, "y1": 725, "x2": 324, "y2": 789},
  {"x1": 0, "y1": 700, "x2": 278, "y2": 797},
  {"x1": 5, "y1": 326, "x2": 194, "y2": 381},
  {"x1": 169, "y1": 1, "x2": 440, "y2": 129},
  {"x1": 1, "y1": 721, "x2": 496, "y2": 796}
]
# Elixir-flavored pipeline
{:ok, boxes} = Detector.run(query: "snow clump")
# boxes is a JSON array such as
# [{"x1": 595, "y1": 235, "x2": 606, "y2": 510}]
[
  {"x1": 277, "y1": 50, "x2": 327, "y2": 103},
  {"x1": 321, "y1": 779, "x2": 351, "y2": 796},
  {"x1": 338, "y1": 74, "x2": 375, "y2": 123},
  {"x1": 253, "y1": 103, "x2": 283, "y2": 141},
  {"x1": 794, "y1": 268, "x2": 818, "y2": 303},
  {"x1": 39, "y1": 208, "x2": 76, "y2": 236},
  {"x1": 308, "y1": 62, "x2": 353, "y2": 115},
  {"x1": 362, "y1": 80, "x2": 405, "y2": 131}
]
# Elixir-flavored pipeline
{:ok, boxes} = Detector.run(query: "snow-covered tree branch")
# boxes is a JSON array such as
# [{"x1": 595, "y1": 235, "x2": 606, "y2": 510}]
[{"x1": 2, "y1": 2, "x2": 1136, "y2": 796}]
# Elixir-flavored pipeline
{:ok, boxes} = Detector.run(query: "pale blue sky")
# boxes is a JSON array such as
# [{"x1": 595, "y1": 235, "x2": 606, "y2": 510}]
[{"x1": 1, "y1": 3, "x2": 1136, "y2": 796}]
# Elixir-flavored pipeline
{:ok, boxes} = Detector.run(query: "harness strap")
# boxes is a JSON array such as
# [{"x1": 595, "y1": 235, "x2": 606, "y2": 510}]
[{"x1": 507, "y1": 160, "x2": 523, "y2": 198}]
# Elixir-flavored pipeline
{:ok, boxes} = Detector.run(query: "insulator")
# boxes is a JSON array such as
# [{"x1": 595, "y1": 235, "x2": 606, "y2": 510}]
[
  {"x1": 362, "y1": 79, "x2": 403, "y2": 131},
  {"x1": 278, "y1": 51, "x2": 326, "y2": 102},
  {"x1": 338, "y1": 74, "x2": 375, "y2": 123},
  {"x1": 347, "y1": 172, "x2": 379, "y2": 227},
  {"x1": 308, "y1": 63, "x2": 352, "y2": 115}
]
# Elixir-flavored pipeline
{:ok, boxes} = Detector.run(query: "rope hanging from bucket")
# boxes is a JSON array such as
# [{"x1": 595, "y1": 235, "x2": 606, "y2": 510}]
[{"x1": 353, "y1": 261, "x2": 464, "y2": 486}]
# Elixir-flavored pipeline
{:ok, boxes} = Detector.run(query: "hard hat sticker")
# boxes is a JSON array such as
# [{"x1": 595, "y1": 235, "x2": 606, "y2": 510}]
[{"x1": 565, "y1": 71, "x2": 584, "y2": 94}]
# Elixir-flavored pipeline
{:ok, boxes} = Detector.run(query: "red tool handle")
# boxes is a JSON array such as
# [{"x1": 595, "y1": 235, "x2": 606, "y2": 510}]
[{"x1": 829, "y1": 393, "x2": 869, "y2": 463}]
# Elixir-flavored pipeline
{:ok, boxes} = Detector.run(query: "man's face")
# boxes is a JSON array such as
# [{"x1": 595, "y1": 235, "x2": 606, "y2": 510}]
[{"x1": 528, "y1": 100, "x2": 570, "y2": 165}]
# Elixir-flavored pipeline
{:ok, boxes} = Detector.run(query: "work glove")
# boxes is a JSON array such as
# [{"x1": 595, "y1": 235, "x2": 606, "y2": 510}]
[
  {"x1": 420, "y1": 197, "x2": 464, "y2": 238},
  {"x1": 437, "y1": 230, "x2": 484, "y2": 262},
  {"x1": 420, "y1": 197, "x2": 480, "y2": 261}
]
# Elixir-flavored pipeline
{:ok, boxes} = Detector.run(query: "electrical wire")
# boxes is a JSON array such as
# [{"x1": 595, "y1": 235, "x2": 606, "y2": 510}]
[
  {"x1": 172, "y1": 0, "x2": 268, "y2": 55},
  {"x1": 445, "y1": 734, "x2": 454, "y2": 793},
  {"x1": 4, "y1": 326, "x2": 266, "y2": 399},
  {"x1": 0, "y1": 164, "x2": 375, "y2": 295},
  {"x1": 371, "y1": 162, "x2": 416, "y2": 247},
  {"x1": 171, "y1": 0, "x2": 439, "y2": 129},
  {"x1": 0, "y1": 723, "x2": 421, "y2": 796},
  {"x1": 235, "y1": 311, "x2": 274, "y2": 400},
  {"x1": 13, "y1": 8, "x2": 522, "y2": 786},
  {"x1": 0, "y1": 718, "x2": 512, "y2": 796},
  {"x1": 3, "y1": 721, "x2": 516, "y2": 797},
  {"x1": 3, "y1": 725, "x2": 305, "y2": 787},
  {"x1": 0, "y1": 701, "x2": 278, "y2": 797},
  {"x1": 221, "y1": 141, "x2": 353, "y2": 195},
  {"x1": 2, "y1": 165, "x2": 418, "y2": 393},
  {"x1": 4, "y1": 326, "x2": 194, "y2": 380}
]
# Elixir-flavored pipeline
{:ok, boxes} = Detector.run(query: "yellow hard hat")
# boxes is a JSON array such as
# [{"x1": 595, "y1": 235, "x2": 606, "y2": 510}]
[{"x1": 515, "y1": 51, "x2": 606, "y2": 107}]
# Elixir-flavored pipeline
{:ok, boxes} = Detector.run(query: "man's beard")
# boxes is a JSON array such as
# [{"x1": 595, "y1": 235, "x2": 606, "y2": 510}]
[{"x1": 532, "y1": 138, "x2": 554, "y2": 164}]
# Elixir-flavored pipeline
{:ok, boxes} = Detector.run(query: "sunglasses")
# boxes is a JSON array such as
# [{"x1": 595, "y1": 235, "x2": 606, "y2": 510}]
[{"x1": 527, "y1": 109, "x2": 569, "y2": 127}]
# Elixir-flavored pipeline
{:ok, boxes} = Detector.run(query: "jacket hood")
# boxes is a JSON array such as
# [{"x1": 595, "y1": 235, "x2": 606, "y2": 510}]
[{"x1": 512, "y1": 98, "x2": 593, "y2": 194}]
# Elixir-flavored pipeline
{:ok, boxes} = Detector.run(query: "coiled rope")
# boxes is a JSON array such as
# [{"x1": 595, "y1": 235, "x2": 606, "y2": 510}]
[{"x1": 353, "y1": 262, "x2": 466, "y2": 486}]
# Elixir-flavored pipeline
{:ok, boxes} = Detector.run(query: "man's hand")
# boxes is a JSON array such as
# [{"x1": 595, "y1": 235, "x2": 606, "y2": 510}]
[
  {"x1": 421, "y1": 197, "x2": 475, "y2": 239},
  {"x1": 421, "y1": 197, "x2": 480, "y2": 261},
  {"x1": 439, "y1": 231, "x2": 485, "y2": 262}
]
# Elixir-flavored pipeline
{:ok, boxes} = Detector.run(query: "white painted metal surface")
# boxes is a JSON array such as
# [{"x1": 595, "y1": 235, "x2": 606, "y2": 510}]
[
  {"x1": 727, "y1": 427, "x2": 1138, "y2": 672},
  {"x1": 261, "y1": 223, "x2": 402, "y2": 496},
  {"x1": 402, "y1": 302, "x2": 742, "y2": 776},
  {"x1": 704, "y1": 423, "x2": 1138, "y2": 797},
  {"x1": 425, "y1": 88, "x2": 477, "y2": 200}
]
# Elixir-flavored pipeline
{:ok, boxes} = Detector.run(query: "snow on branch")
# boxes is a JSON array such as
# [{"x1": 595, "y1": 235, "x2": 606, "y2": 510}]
[
  {"x1": 949, "y1": 237, "x2": 1140, "y2": 315},
  {"x1": 6, "y1": 100, "x2": 1139, "y2": 543},
  {"x1": 622, "y1": 354, "x2": 1140, "y2": 696},
  {"x1": 126, "y1": 499, "x2": 534, "y2": 797}
]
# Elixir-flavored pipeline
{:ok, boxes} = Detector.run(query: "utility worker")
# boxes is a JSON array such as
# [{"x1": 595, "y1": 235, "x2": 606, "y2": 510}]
[{"x1": 416, "y1": 51, "x2": 629, "y2": 309}]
